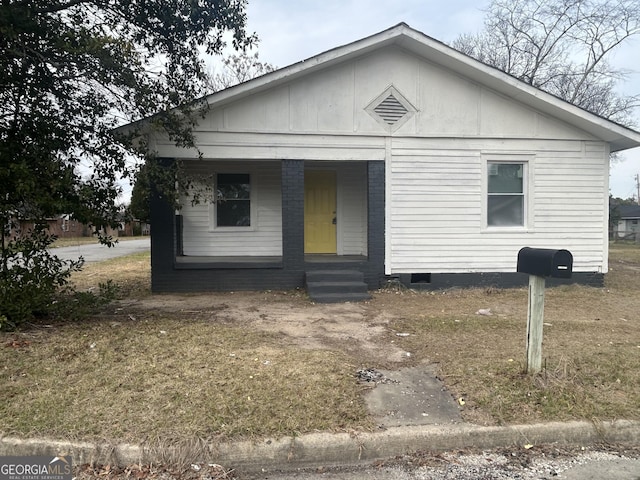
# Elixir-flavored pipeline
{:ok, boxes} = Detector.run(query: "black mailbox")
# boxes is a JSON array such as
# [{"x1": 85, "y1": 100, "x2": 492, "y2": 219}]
[{"x1": 517, "y1": 247, "x2": 573, "y2": 279}]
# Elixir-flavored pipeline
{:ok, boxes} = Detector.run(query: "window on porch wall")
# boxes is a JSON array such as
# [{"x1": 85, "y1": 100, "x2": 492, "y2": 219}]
[{"x1": 216, "y1": 173, "x2": 251, "y2": 227}]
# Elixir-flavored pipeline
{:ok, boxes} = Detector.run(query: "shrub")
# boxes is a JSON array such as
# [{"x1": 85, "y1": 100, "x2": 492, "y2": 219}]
[{"x1": 0, "y1": 225, "x2": 83, "y2": 330}]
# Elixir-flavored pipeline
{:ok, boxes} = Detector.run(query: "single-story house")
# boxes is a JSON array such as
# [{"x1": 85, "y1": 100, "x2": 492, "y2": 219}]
[
  {"x1": 11, "y1": 215, "x2": 91, "y2": 239},
  {"x1": 124, "y1": 23, "x2": 640, "y2": 300},
  {"x1": 612, "y1": 204, "x2": 640, "y2": 240}
]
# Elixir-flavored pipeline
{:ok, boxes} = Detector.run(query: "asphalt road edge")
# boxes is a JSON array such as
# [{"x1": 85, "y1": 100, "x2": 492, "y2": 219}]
[{"x1": 1, "y1": 420, "x2": 639, "y2": 474}]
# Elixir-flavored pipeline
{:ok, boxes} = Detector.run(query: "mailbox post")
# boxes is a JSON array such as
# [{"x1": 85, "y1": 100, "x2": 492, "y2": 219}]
[{"x1": 517, "y1": 248, "x2": 573, "y2": 374}]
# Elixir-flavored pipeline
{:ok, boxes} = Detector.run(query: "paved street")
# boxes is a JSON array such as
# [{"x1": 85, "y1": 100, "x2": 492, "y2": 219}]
[
  {"x1": 51, "y1": 238, "x2": 150, "y2": 263},
  {"x1": 254, "y1": 451, "x2": 640, "y2": 480}
]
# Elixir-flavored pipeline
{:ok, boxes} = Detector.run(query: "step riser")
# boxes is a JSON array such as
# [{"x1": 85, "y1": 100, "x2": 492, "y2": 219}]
[
  {"x1": 306, "y1": 283, "x2": 369, "y2": 294},
  {"x1": 305, "y1": 270, "x2": 370, "y2": 303},
  {"x1": 305, "y1": 271, "x2": 365, "y2": 284}
]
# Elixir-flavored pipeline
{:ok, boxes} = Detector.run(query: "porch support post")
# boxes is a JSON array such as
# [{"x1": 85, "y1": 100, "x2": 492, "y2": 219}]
[
  {"x1": 281, "y1": 159, "x2": 305, "y2": 270},
  {"x1": 367, "y1": 161, "x2": 385, "y2": 287},
  {"x1": 149, "y1": 157, "x2": 177, "y2": 291}
]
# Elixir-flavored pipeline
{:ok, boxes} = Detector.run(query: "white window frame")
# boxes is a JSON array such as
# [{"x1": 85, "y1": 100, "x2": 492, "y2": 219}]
[
  {"x1": 209, "y1": 172, "x2": 257, "y2": 232},
  {"x1": 481, "y1": 154, "x2": 534, "y2": 232}
]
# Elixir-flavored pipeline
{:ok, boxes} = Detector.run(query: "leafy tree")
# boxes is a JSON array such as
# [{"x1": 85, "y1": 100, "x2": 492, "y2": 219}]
[
  {"x1": 128, "y1": 49, "x2": 276, "y2": 217},
  {"x1": 1, "y1": 0, "x2": 254, "y2": 328},
  {"x1": 453, "y1": 0, "x2": 640, "y2": 125},
  {"x1": 610, "y1": 195, "x2": 637, "y2": 206},
  {"x1": 129, "y1": 162, "x2": 151, "y2": 224}
]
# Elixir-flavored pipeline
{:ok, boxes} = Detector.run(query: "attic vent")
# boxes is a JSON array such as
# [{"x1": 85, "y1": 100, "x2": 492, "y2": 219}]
[
  {"x1": 366, "y1": 86, "x2": 416, "y2": 132},
  {"x1": 374, "y1": 94, "x2": 408, "y2": 125}
]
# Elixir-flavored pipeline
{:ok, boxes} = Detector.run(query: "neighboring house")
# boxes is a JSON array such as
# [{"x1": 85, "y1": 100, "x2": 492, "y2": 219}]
[
  {"x1": 12, "y1": 216, "x2": 119, "y2": 240},
  {"x1": 14, "y1": 215, "x2": 88, "y2": 239},
  {"x1": 117, "y1": 217, "x2": 150, "y2": 237},
  {"x1": 612, "y1": 205, "x2": 640, "y2": 239},
  {"x1": 122, "y1": 23, "x2": 640, "y2": 297}
]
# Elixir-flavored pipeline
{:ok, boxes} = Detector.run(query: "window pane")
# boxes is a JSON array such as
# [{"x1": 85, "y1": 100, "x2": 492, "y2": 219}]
[
  {"x1": 488, "y1": 195, "x2": 523, "y2": 226},
  {"x1": 217, "y1": 174, "x2": 250, "y2": 200},
  {"x1": 217, "y1": 200, "x2": 250, "y2": 226},
  {"x1": 216, "y1": 173, "x2": 251, "y2": 227},
  {"x1": 488, "y1": 163, "x2": 523, "y2": 193}
]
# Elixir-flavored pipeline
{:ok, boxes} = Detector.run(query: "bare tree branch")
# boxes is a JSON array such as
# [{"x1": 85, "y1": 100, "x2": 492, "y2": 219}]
[{"x1": 453, "y1": 0, "x2": 640, "y2": 125}]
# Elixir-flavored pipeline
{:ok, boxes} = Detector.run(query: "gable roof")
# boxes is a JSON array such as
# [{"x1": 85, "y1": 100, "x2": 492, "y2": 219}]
[
  {"x1": 124, "y1": 23, "x2": 640, "y2": 152},
  {"x1": 199, "y1": 23, "x2": 640, "y2": 152}
]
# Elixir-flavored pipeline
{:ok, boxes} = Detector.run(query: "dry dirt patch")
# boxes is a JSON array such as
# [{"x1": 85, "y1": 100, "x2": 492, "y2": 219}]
[{"x1": 120, "y1": 290, "x2": 409, "y2": 366}]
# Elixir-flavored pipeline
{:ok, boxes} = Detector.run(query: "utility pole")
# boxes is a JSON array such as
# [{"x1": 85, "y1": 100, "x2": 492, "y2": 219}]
[{"x1": 636, "y1": 174, "x2": 640, "y2": 205}]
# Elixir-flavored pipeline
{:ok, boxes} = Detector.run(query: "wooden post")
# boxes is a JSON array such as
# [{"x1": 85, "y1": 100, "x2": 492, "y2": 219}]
[{"x1": 526, "y1": 275, "x2": 545, "y2": 374}]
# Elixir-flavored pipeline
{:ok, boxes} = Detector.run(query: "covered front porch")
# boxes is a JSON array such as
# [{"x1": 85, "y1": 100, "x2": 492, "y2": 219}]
[{"x1": 150, "y1": 159, "x2": 385, "y2": 294}]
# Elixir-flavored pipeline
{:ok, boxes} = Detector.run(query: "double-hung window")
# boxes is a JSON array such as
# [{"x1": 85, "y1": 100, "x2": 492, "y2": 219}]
[
  {"x1": 215, "y1": 173, "x2": 251, "y2": 227},
  {"x1": 487, "y1": 162, "x2": 525, "y2": 227}
]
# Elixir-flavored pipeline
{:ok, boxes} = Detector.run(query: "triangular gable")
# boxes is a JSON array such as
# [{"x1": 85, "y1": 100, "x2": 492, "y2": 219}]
[
  {"x1": 197, "y1": 23, "x2": 640, "y2": 152},
  {"x1": 205, "y1": 45, "x2": 595, "y2": 142}
]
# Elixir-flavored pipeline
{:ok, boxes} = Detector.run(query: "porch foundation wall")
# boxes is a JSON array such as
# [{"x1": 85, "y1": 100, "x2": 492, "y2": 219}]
[{"x1": 151, "y1": 269, "x2": 306, "y2": 293}]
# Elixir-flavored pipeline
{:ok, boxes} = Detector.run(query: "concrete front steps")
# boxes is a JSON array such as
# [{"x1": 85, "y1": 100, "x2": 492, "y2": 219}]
[{"x1": 305, "y1": 270, "x2": 371, "y2": 303}]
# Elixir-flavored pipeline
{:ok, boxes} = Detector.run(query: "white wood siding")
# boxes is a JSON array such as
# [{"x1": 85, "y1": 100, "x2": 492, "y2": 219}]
[
  {"x1": 151, "y1": 44, "x2": 612, "y2": 274},
  {"x1": 179, "y1": 161, "x2": 368, "y2": 257},
  {"x1": 180, "y1": 161, "x2": 282, "y2": 257},
  {"x1": 336, "y1": 163, "x2": 368, "y2": 255},
  {"x1": 388, "y1": 139, "x2": 608, "y2": 274},
  {"x1": 152, "y1": 46, "x2": 597, "y2": 160}
]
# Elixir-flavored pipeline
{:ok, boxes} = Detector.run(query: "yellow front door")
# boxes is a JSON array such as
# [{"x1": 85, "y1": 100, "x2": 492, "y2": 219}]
[{"x1": 304, "y1": 170, "x2": 337, "y2": 254}]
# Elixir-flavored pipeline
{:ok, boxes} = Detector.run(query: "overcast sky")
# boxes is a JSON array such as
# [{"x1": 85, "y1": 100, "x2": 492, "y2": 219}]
[{"x1": 243, "y1": 0, "x2": 640, "y2": 199}]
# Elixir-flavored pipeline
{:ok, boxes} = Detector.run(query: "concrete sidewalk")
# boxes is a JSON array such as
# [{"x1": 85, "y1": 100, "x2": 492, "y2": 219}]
[
  {"x1": 1, "y1": 364, "x2": 638, "y2": 474},
  {"x1": 1, "y1": 420, "x2": 639, "y2": 475}
]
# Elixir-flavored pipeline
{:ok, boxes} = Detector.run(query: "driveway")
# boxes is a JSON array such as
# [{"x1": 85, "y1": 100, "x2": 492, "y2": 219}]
[{"x1": 51, "y1": 238, "x2": 150, "y2": 263}]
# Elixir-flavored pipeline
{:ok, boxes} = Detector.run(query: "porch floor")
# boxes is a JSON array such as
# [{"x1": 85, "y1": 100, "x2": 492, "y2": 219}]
[
  {"x1": 305, "y1": 255, "x2": 367, "y2": 263},
  {"x1": 174, "y1": 254, "x2": 367, "y2": 269},
  {"x1": 175, "y1": 255, "x2": 283, "y2": 269},
  {"x1": 176, "y1": 255, "x2": 282, "y2": 264}
]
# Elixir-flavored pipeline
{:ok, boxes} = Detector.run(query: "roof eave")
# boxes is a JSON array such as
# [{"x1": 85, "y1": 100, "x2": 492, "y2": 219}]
[
  {"x1": 394, "y1": 28, "x2": 640, "y2": 152},
  {"x1": 120, "y1": 23, "x2": 640, "y2": 152}
]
